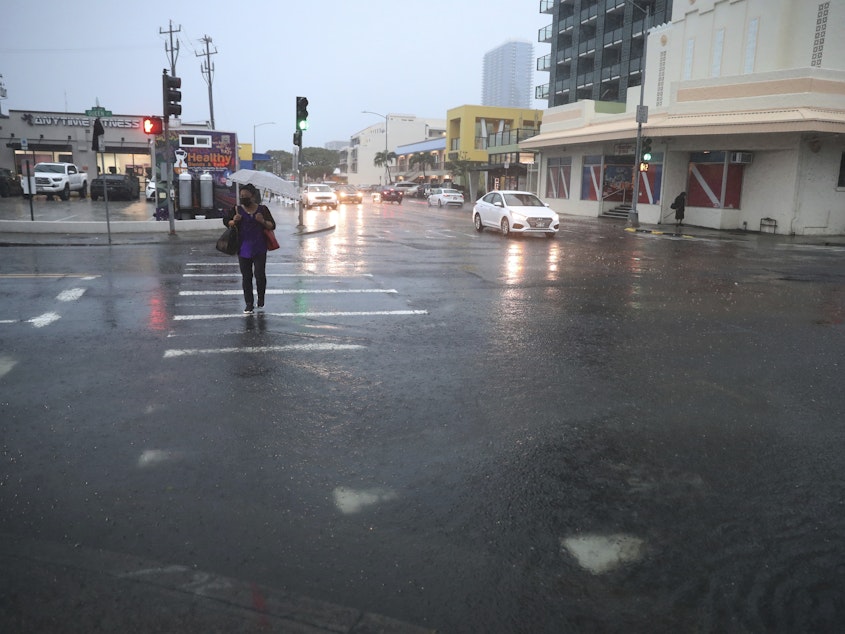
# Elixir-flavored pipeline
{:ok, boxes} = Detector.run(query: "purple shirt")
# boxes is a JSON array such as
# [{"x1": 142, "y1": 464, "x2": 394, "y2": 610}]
[{"x1": 237, "y1": 206, "x2": 268, "y2": 259}]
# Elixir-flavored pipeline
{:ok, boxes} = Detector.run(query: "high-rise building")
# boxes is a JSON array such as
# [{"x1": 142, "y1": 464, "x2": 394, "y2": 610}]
[
  {"x1": 482, "y1": 40, "x2": 534, "y2": 109},
  {"x1": 536, "y1": 0, "x2": 672, "y2": 106}
]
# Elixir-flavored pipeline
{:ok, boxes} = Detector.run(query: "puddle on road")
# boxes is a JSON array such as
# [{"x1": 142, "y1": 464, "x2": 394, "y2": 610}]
[{"x1": 561, "y1": 533, "x2": 646, "y2": 574}]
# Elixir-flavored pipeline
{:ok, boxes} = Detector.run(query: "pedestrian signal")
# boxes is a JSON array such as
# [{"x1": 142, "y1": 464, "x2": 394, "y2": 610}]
[{"x1": 142, "y1": 116, "x2": 163, "y2": 135}]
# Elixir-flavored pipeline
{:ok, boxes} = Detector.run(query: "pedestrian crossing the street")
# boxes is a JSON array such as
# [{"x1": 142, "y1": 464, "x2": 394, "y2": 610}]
[{"x1": 163, "y1": 261, "x2": 427, "y2": 358}]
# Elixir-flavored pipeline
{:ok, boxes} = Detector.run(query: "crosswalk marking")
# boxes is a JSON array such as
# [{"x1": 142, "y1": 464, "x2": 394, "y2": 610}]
[
  {"x1": 179, "y1": 289, "x2": 397, "y2": 296},
  {"x1": 163, "y1": 343, "x2": 366, "y2": 358},
  {"x1": 174, "y1": 309, "x2": 428, "y2": 321}
]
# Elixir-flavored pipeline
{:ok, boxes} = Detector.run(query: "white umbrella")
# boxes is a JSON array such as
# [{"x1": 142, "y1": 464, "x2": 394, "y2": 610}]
[{"x1": 228, "y1": 169, "x2": 298, "y2": 199}]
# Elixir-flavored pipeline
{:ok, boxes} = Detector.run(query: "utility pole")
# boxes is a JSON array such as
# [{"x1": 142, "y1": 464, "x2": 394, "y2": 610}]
[
  {"x1": 197, "y1": 35, "x2": 217, "y2": 129},
  {"x1": 160, "y1": 20, "x2": 180, "y2": 76}
]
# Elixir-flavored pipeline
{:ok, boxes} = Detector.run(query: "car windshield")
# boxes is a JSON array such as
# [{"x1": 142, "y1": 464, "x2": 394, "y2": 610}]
[
  {"x1": 443, "y1": 189, "x2": 460, "y2": 195},
  {"x1": 310, "y1": 185, "x2": 331, "y2": 192},
  {"x1": 504, "y1": 193, "x2": 544, "y2": 207},
  {"x1": 36, "y1": 164, "x2": 65, "y2": 173}
]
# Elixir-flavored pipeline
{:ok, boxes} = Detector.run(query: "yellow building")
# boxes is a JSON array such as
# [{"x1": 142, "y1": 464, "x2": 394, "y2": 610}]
[{"x1": 446, "y1": 105, "x2": 543, "y2": 196}]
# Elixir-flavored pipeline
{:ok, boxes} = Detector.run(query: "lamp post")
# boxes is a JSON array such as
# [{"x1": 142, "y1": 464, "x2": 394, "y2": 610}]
[
  {"x1": 252, "y1": 121, "x2": 275, "y2": 166},
  {"x1": 628, "y1": 0, "x2": 651, "y2": 228},
  {"x1": 362, "y1": 110, "x2": 389, "y2": 185}
]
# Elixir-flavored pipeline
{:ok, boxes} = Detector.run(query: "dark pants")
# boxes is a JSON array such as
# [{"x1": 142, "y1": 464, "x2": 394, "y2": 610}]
[{"x1": 238, "y1": 252, "x2": 267, "y2": 307}]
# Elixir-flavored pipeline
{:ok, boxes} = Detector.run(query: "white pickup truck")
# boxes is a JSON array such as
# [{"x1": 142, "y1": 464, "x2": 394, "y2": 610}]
[{"x1": 23, "y1": 162, "x2": 88, "y2": 200}]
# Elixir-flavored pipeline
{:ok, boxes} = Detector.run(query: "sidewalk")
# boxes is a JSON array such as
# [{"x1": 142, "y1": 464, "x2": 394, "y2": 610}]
[{"x1": 0, "y1": 532, "x2": 434, "y2": 633}]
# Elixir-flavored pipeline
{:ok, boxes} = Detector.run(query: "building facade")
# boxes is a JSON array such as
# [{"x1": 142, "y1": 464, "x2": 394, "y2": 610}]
[
  {"x1": 523, "y1": 0, "x2": 845, "y2": 235},
  {"x1": 482, "y1": 40, "x2": 535, "y2": 108},
  {"x1": 537, "y1": 0, "x2": 672, "y2": 106},
  {"x1": 345, "y1": 116, "x2": 445, "y2": 186}
]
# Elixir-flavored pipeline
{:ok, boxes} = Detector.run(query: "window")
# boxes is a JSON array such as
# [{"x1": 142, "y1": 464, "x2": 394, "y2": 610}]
[
  {"x1": 179, "y1": 135, "x2": 212, "y2": 148},
  {"x1": 687, "y1": 152, "x2": 744, "y2": 209},
  {"x1": 684, "y1": 39, "x2": 695, "y2": 80},
  {"x1": 744, "y1": 18, "x2": 759, "y2": 74},
  {"x1": 581, "y1": 155, "x2": 603, "y2": 201},
  {"x1": 546, "y1": 157, "x2": 572, "y2": 199},
  {"x1": 711, "y1": 29, "x2": 724, "y2": 77},
  {"x1": 837, "y1": 152, "x2": 845, "y2": 188}
]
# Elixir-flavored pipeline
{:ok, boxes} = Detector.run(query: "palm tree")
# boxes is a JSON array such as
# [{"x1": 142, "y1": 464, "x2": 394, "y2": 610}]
[
  {"x1": 373, "y1": 151, "x2": 397, "y2": 184},
  {"x1": 409, "y1": 152, "x2": 436, "y2": 182}
]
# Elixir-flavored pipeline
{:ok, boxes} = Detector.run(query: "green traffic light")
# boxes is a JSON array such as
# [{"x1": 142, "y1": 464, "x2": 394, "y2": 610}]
[
  {"x1": 298, "y1": 120, "x2": 309, "y2": 131},
  {"x1": 643, "y1": 152, "x2": 652, "y2": 161}
]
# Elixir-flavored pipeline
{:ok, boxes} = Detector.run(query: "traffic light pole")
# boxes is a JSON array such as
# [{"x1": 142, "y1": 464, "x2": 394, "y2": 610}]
[
  {"x1": 628, "y1": 2, "x2": 650, "y2": 229},
  {"x1": 297, "y1": 145, "x2": 304, "y2": 229},
  {"x1": 164, "y1": 114, "x2": 176, "y2": 235}
]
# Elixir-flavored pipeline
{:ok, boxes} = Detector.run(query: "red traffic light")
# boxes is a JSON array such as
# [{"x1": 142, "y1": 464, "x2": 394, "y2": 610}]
[{"x1": 142, "y1": 116, "x2": 163, "y2": 135}]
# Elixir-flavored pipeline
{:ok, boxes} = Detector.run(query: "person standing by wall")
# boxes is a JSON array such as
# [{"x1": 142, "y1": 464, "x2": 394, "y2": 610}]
[
  {"x1": 223, "y1": 184, "x2": 276, "y2": 314},
  {"x1": 671, "y1": 191, "x2": 686, "y2": 228}
]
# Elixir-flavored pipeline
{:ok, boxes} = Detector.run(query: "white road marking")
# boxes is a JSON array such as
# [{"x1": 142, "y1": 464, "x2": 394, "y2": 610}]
[
  {"x1": 174, "y1": 309, "x2": 428, "y2": 321},
  {"x1": 28, "y1": 312, "x2": 61, "y2": 328},
  {"x1": 57, "y1": 288, "x2": 86, "y2": 301},
  {"x1": 179, "y1": 289, "x2": 397, "y2": 296},
  {"x1": 182, "y1": 273, "x2": 374, "y2": 278},
  {"x1": 561, "y1": 534, "x2": 646, "y2": 574},
  {"x1": 163, "y1": 343, "x2": 366, "y2": 358},
  {"x1": 0, "y1": 355, "x2": 17, "y2": 379}
]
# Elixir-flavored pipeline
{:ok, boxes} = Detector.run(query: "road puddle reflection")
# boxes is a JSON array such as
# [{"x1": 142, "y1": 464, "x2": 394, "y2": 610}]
[{"x1": 333, "y1": 486, "x2": 398, "y2": 514}]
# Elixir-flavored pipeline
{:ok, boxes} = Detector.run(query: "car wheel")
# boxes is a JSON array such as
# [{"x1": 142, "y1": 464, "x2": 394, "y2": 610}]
[
  {"x1": 500, "y1": 217, "x2": 510, "y2": 237},
  {"x1": 79, "y1": 182, "x2": 88, "y2": 198},
  {"x1": 60, "y1": 184, "x2": 70, "y2": 201},
  {"x1": 474, "y1": 213, "x2": 484, "y2": 232}
]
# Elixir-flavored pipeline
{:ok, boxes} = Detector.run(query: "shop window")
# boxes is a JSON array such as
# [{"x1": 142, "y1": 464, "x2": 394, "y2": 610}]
[
  {"x1": 687, "y1": 152, "x2": 744, "y2": 209},
  {"x1": 581, "y1": 155, "x2": 603, "y2": 201},
  {"x1": 546, "y1": 157, "x2": 572, "y2": 199}
]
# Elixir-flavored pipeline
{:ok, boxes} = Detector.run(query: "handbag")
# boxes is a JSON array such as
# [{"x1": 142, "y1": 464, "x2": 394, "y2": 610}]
[
  {"x1": 265, "y1": 228, "x2": 280, "y2": 251},
  {"x1": 216, "y1": 225, "x2": 239, "y2": 255}
]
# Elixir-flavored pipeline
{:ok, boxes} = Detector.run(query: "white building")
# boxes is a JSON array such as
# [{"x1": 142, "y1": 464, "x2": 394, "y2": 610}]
[
  {"x1": 482, "y1": 40, "x2": 534, "y2": 109},
  {"x1": 523, "y1": 0, "x2": 845, "y2": 235},
  {"x1": 346, "y1": 115, "x2": 445, "y2": 186}
]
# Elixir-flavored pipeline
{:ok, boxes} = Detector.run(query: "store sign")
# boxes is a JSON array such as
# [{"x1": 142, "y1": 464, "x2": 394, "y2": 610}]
[{"x1": 22, "y1": 113, "x2": 141, "y2": 129}]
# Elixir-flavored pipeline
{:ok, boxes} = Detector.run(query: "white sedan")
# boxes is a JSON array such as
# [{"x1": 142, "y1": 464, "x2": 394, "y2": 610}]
[
  {"x1": 473, "y1": 190, "x2": 559, "y2": 238},
  {"x1": 427, "y1": 188, "x2": 464, "y2": 208}
]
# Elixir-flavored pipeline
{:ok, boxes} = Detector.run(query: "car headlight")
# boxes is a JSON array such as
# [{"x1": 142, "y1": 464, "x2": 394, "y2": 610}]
[{"x1": 511, "y1": 212, "x2": 527, "y2": 223}]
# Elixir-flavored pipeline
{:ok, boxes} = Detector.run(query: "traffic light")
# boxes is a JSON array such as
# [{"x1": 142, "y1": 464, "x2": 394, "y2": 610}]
[
  {"x1": 296, "y1": 96, "x2": 309, "y2": 131},
  {"x1": 641, "y1": 137, "x2": 653, "y2": 162},
  {"x1": 293, "y1": 130, "x2": 302, "y2": 148},
  {"x1": 162, "y1": 71, "x2": 182, "y2": 118},
  {"x1": 142, "y1": 116, "x2": 163, "y2": 135}
]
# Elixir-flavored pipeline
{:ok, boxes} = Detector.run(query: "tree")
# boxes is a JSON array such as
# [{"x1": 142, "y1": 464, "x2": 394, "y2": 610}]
[
  {"x1": 373, "y1": 151, "x2": 397, "y2": 184},
  {"x1": 446, "y1": 152, "x2": 482, "y2": 200},
  {"x1": 409, "y1": 152, "x2": 436, "y2": 181}
]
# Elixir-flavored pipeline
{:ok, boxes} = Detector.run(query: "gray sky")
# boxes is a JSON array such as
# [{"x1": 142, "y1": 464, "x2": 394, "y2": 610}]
[{"x1": 1, "y1": 0, "x2": 549, "y2": 151}]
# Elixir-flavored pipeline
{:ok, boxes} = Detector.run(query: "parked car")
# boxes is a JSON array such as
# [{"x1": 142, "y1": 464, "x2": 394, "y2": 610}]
[
  {"x1": 427, "y1": 187, "x2": 464, "y2": 208},
  {"x1": 336, "y1": 185, "x2": 364, "y2": 205},
  {"x1": 145, "y1": 180, "x2": 174, "y2": 201},
  {"x1": 90, "y1": 174, "x2": 140, "y2": 201},
  {"x1": 473, "y1": 190, "x2": 559, "y2": 238},
  {"x1": 301, "y1": 184, "x2": 338, "y2": 209},
  {"x1": 379, "y1": 186, "x2": 403, "y2": 204},
  {"x1": 0, "y1": 167, "x2": 23, "y2": 197}
]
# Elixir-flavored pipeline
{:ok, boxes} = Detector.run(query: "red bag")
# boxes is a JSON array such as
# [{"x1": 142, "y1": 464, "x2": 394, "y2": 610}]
[{"x1": 264, "y1": 228, "x2": 280, "y2": 251}]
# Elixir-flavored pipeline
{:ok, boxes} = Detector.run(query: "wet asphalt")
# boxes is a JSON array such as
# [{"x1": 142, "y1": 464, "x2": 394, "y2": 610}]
[{"x1": 1, "y1": 193, "x2": 844, "y2": 632}]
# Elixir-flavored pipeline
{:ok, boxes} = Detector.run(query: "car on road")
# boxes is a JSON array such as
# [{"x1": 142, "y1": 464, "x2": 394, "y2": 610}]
[
  {"x1": 301, "y1": 184, "x2": 338, "y2": 209},
  {"x1": 0, "y1": 167, "x2": 23, "y2": 197},
  {"x1": 392, "y1": 182, "x2": 419, "y2": 197},
  {"x1": 90, "y1": 174, "x2": 140, "y2": 201},
  {"x1": 336, "y1": 185, "x2": 364, "y2": 205},
  {"x1": 379, "y1": 186, "x2": 403, "y2": 204},
  {"x1": 473, "y1": 190, "x2": 559, "y2": 238},
  {"x1": 427, "y1": 187, "x2": 464, "y2": 208}
]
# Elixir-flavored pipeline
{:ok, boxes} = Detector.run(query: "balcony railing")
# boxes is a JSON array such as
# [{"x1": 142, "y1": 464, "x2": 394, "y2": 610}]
[
  {"x1": 536, "y1": 84, "x2": 550, "y2": 100},
  {"x1": 540, "y1": 0, "x2": 554, "y2": 14},
  {"x1": 539, "y1": 24, "x2": 553, "y2": 43},
  {"x1": 537, "y1": 54, "x2": 551, "y2": 72}
]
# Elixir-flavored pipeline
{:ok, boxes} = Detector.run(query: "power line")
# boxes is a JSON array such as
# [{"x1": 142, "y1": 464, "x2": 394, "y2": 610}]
[
  {"x1": 197, "y1": 35, "x2": 217, "y2": 129},
  {"x1": 159, "y1": 20, "x2": 181, "y2": 76}
]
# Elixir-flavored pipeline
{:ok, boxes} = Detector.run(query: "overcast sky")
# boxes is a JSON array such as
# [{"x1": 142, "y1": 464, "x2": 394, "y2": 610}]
[{"x1": 1, "y1": 0, "x2": 549, "y2": 151}]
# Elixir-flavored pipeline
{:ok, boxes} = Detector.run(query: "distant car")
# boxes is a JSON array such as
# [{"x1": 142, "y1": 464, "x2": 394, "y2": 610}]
[
  {"x1": 379, "y1": 186, "x2": 403, "y2": 204},
  {"x1": 336, "y1": 185, "x2": 364, "y2": 205},
  {"x1": 301, "y1": 184, "x2": 338, "y2": 209},
  {"x1": 90, "y1": 174, "x2": 140, "y2": 201},
  {"x1": 473, "y1": 190, "x2": 559, "y2": 238},
  {"x1": 0, "y1": 167, "x2": 23, "y2": 197},
  {"x1": 427, "y1": 187, "x2": 464, "y2": 208},
  {"x1": 145, "y1": 180, "x2": 174, "y2": 201},
  {"x1": 392, "y1": 182, "x2": 419, "y2": 197}
]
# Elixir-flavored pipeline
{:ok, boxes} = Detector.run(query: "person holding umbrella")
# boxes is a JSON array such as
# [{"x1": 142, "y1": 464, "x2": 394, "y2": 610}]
[{"x1": 223, "y1": 183, "x2": 276, "y2": 314}]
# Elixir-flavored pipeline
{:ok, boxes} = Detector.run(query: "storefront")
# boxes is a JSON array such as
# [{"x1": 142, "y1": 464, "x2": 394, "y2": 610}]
[{"x1": 2, "y1": 109, "x2": 153, "y2": 181}]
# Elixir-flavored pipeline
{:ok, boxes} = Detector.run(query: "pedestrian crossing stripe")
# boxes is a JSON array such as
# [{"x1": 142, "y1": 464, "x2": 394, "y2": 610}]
[
  {"x1": 179, "y1": 289, "x2": 397, "y2": 296},
  {"x1": 174, "y1": 309, "x2": 428, "y2": 321},
  {"x1": 164, "y1": 343, "x2": 366, "y2": 358}
]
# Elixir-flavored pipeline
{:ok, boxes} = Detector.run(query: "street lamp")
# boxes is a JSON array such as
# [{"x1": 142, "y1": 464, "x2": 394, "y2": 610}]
[
  {"x1": 252, "y1": 121, "x2": 275, "y2": 163},
  {"x1": 628, "y1": 0, "x2": 651, "y2": 228},
  {"x1": 362, "y1": 110, "x2": 389, "y2": 185}
]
